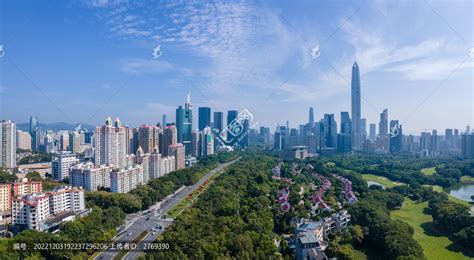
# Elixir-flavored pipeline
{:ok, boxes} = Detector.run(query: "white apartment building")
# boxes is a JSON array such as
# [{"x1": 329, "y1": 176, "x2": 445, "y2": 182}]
[
  {"x1": 149, "y1": 147, "x2": 161, "y2": 179},
  {"x1": 110, "y1": 165, "x2": 143, "y2": 193},
  {"x1": 12, "y1": 186, "x2": 85, "y2": 231},
  {"x1": 0, "y1": 120, "x2": 16, "y2": 170},
  {"x1": 48, "y1": 186, "x2": 85, "y2": 214},
  {"x1": 51, "y1": 152, "x2": 79, "y2": 181},
  {"x1": 94, "y1": 117, "x2": 127, "y2": 169},
  {"x1": 160, "y1": 156, "x2": 175, "y2": 176},
  {"x1": 12, "y1": 193, "x2": 50, "y2": 231},
  {"x1": 69, "y1": 162, "x2": 113, "y2": 191}
]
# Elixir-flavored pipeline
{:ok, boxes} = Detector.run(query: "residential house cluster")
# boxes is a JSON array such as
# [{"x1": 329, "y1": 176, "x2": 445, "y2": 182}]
[
  {"x1": 277, "y1": 187, "x2": 291, "y2": 212},
  {"x1": 333, "y1": 174, "x2": 357, "y2": 204},
  {"x1": 311, "y1": 173, "x2": 332, "y2": 212}
]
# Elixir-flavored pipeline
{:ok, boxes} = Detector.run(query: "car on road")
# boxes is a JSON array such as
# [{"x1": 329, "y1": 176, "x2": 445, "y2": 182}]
[
  {"x1": 127, "y1": 232, "x2": 132, "y2": 236},
  {"x1": 146, "y1": 217, "x2": 150, "y2": 221}
]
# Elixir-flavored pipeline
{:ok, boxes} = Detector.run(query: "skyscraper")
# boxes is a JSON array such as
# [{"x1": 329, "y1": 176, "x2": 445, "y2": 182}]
[
  {"x1": 351, "y1": 62, "x2": 361, "y2": 150},
  {"x1": 340, "y1": 112, "x2": 351, "y2": 135},
  {"x1": 198, "y1": 107, "x2": 211, "y2": 131},
  {"x1": 389, "y1": 120, "x2": 402, "y2": 153},
  {"x1": 29, "y1": 116, "x2": 39, "y2": 152},
  {"x1": 162, "y1": 114, "x2": 167, "y2": 128},
  {"x1": 308, "y1": 107, "x2": 314, "y2": 127},
  {"x1": 94, "y1": 117, "x2": 127, "y2": 168},
  {"x1": 227, "y1": 110, "x2": 238, "y2": 145},
  {"x1": 213, "y1": 112, "x2": 224, "y2": 133},
  {"x1": 379, "y1": 109, "x2": 388, "y2": 137},
  {"x1": 369, "y1": 124, "x2": 376, "y2": 141},
  {"x1": 176, "y1": 93, "x2": 193, "y2": 155},
  {"x1": 0, "y1": 120, "x2": 17, "y2": 171},
  {"x1": 323, "y1": 114, "x2": 337, "y2": 148}
]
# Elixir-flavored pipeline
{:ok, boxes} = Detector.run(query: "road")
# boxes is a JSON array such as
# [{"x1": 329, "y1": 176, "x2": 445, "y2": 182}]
[{"x1": 94, "y1": 157, "x2": 240, "y2": 260}]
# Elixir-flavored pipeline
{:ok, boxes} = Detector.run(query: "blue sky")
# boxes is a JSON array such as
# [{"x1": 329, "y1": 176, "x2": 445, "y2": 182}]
[{"x1": 0, "y1": 0, "x2": 472, "y2": 134}]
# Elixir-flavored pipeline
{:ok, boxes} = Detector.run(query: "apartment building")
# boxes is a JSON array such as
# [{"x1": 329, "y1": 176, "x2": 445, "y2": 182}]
[
  {"x1": 69, "y1": 163, "x2": 113, "y2": 191},
  {"x1": 51, "y1": 152, "x2": 79, "y2": 181},
  {"x1": 13, "y1": 178, "x2": 42, "y2": 196},
  {"x1": 110, "y1": 165, "x2": 143, "y2": 193},
  {"x1": 12, "y1": 186, "x2": 85, "y2": 231}
]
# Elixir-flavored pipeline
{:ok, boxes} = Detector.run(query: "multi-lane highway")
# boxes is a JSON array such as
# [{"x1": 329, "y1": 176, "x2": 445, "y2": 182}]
[{"x1": 94, "y1": 157, "x2": 240, "y2": 260}]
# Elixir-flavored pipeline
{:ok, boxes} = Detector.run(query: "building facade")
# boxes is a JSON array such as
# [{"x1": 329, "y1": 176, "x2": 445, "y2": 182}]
[
  {"x1": 0, "y1": 120, "x2": 16, "y2": 170},
  {"x1": 51, "y1": 152, "x2": 79, "y2": 181}
]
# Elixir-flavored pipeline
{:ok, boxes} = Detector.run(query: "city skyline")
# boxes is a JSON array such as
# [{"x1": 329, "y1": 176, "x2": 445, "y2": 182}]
[{"x1": 1, "y1": 0, "x2": 473, "y2": 134}]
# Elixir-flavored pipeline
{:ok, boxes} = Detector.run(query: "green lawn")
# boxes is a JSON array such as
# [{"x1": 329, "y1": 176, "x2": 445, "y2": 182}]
[
  {"x1": 361, "y1": 174, "x2": 402, "y2": 188},
  {"x1": 460, "y1": 176, "x2": 474, "y2": 183},
  {"x1": 391, "y1": 199, "x2": 470, "y2": 260},
  {"x1": 420, "y1": 167, "x2": 436, "y2": 176}
]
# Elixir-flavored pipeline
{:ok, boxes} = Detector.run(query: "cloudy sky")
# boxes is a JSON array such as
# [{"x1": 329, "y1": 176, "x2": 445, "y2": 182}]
[{"x1": 0, "y1": 0, "x2": 472, "y2": 134}]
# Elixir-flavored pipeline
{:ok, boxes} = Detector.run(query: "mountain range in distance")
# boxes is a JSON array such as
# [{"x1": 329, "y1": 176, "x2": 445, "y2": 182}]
[{"x1": 16, "y1": 122, "x2": 96, "y2": 132}]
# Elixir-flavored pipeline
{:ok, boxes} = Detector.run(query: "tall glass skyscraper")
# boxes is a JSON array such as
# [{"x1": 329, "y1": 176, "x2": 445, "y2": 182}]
[
  {"x1": 213, "y1": 112, "x2": 224, "y2": 133},
  {"x1": 198, "y1": 107, "x2": 211, "y2": 131},
  {"x1": 176, "y1": 93, "x2": 193, "y2": 155},
  {"x1": 351, "y1": 62, "x2": 361, "y2": 150},
  {"x1": 308, "y1": 107, "x2": 314, "y2": 127},
  {"x1": 29, "y1": 116, "x2": 39, "y2": 152}
]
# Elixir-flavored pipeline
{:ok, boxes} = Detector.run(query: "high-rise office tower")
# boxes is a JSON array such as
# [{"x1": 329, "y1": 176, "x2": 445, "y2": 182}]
[
  {"x1": 308, "y1": 107, "x2": 315, "y2": 127},
  {"x1": 227, "y1": 110, "x2": 238, "y2": 145},
  {"x1": 94, "y1": 117, "x2": 127, "y2": 168},
  {"x1": 379, "y1": 109, "x2": 388, "y2": 138},
  {"x1": 0, "y1": 120, "x2": 17, "y2": 170},
  {"x1": 161, "y1": 125, "x2": 177, "y2": 156},
  {"x1": 351, "y1": 62, "x2": 361, "y2": 150},
  {"x1": 361, "y1": 118, "x2": 367, "y2": 142},
  {"x1": 213, "y1": 112, "x2": 224, "y2": 133},
  {"x1": 461, "y1": 133, "x2": 474, "y2": 159},
  {"x1": 430, "y1": 130, "x2": 439, "y2": 154},
  {"x1": 29, "y1": 116, "x2": 39, "y2": 152},
  {"x1": 162, "y1": 114, "x2": 167, "y2": 128},
  {"x1": 340, "y1": 112, "x2": 351, "y2": 135},
  {"x1": 198, "y1": 107, "x2": 211, "y2": 131},
  {"x1": 445, "y1": 129, "x2": 453, "y2": 150},
  {"x1": 389, "y1": 120, "x2": 402, "y2": 153},
  {"x1": 289, "y1": 128, "x2": 298, "y2": 147},
  {"x1": 323, "y1": 114, "x2": 337, "y2": 148},
  {"x1": 338, "y1": 112, "x2": 352, "y2": 153},
  {"x1": 274, "y1": 126, "x2": 286, "y2": 151},
  {"x1": 176, "y1": 93, "x2": 193, "y2": 155},
  {"x1": 138, "y1": 124, "x2": 160, "y2": 154},
  {"x1": 369, "y1": 124, "x2": 376, "y2": 141}
]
